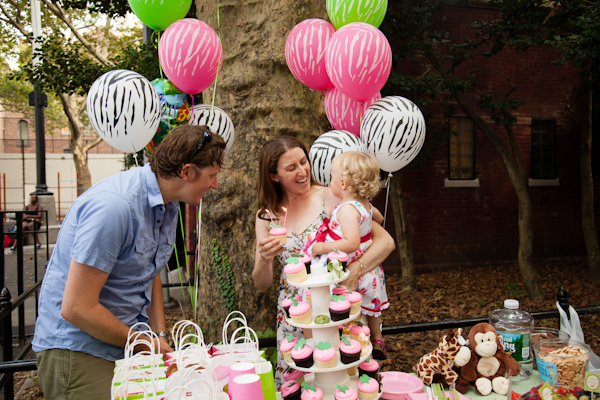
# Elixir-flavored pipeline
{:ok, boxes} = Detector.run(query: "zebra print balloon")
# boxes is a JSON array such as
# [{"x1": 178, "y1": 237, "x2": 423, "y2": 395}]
[
  {"x1": 87, "y1": 70, "x2": 160, "y2": 154},
  {"x1": 190, "y1": 104, "x2": 235, "y2": 158},
  {"x1": 309, "y1": 130, "x2": 367, "y2": 186},
  {"x1": 361, "y1": 96, "x2": 426, "y2": 172}
]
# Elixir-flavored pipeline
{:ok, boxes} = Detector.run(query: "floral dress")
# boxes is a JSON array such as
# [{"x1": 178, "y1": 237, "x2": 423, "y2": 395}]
[
  {"x1": 271, "y1": 197, "x2": 328, "y2": 389},
  {"x1": 326, "y1": 201, "x2": 389, "y2": 318}
]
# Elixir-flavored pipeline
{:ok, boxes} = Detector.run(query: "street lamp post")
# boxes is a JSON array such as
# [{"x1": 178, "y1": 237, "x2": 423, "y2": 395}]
[
  {"x1": 30, "y1": 0, "x2": 51, "y2": 196},
  {"x1": 17, "y1": 120, "x2": 29, "y2": 206}
]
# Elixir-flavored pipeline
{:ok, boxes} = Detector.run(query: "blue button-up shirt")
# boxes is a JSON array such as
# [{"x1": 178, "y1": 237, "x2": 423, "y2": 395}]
[{"x1": 32, "y1": 164, "x2": 178, "y2": 361}]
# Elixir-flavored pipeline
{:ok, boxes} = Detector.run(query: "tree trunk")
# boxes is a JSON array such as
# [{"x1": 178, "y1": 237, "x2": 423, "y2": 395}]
[
  {"x1": 389, "y1": 173, "x2": 416, "y2": 291},
  {"x1": 581, "y1": 89, "x2": 600, "y2": 281},
  {"x1": 59, "y1": 93, "x2": 100, "y2": 195},
  {"x1": 193, "y1": 0, "x2": 330, "y2": 341}
]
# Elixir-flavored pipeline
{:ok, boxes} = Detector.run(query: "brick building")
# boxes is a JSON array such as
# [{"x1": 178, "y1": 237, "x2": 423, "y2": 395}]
[{"x1": 375, "y1": 4, "x2": 590, "y2": 268}]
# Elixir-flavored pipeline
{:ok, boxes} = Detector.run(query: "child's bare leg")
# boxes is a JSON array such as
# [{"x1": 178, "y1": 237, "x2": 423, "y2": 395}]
[{"x1": 368, "y1": 315, "x2": 387, "y2": 360}]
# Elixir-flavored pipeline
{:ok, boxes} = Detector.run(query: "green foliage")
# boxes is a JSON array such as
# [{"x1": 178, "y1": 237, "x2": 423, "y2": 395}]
[
  {"x1": 212, "y1": 238, "x2": 236, "y2": 313},
  {"x1": 113, "y1": 42, "x2": 161, "y2": 81},
  {"x1": 122, "y1": 151, "x2": 145, "y2": 170},
  {"x1": 504, "y1": 282, "x2": 527, "y2": 299}
]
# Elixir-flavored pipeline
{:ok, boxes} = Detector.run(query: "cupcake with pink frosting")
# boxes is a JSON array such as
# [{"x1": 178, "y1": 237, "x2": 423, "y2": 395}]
[
  {"x1": 289, "y1": 299, "x2": 312, "y2": 325},
  {"x1": 314, "y1": 341, "x2": 337, "y2": 369},
  {"x1": 283, "y1": 367, "x2": 304, "y2": 384},
  {"x1": 305, "y1": 289, "x2": 311, "y2": 306},
  {"x1": 357, "y1": 374, "x2": 379, "y2": 400},
  {"x1": 281, "y1": 334, "x2": 299, "y2": 363},
  {"x1": 329, "y1": 295, "x2": 351, "y2": 321},
  {"x1": 281, "y1": 380, "x2": 302, "y2": 400},
  {"x1": 291, "y1": 338, "x2": 314, "y2": 368},
  {"x1": 345, "y1": 289, "x2": 362, "y2": 315},
  {"x1": 327, "y1": 250, "x2": 348, "y2": 269},
  {"x1": 270, "y1": 225, "x2": 288, "y2": 244},
  {"x1": 339, "y1": 336, "x2": 362, "y2": 364},
  {"x1": 334, "y1": 384, "x2": 357, "y2": 400},
  {"x1": 282, "y1": 290, "x2": 303, "y2": 318},
  {"x1": 332, "y1": 284, "x2": 350, "y2": 297},
  {"x1": 300, "y1": 382, "x2": 323, "y2": 400},
  {"x1": 358, "y1": 356, "x2": 379, "y2": 378},
  {"x1": 284, "y1": 255, "x2": 308, "y2": 283},
  {"x1": 299, "y1": 254, "x2": 312, "y2": 274},
  {"x1": 350, "y1": 322, "x2": 371, "y2": 341}
]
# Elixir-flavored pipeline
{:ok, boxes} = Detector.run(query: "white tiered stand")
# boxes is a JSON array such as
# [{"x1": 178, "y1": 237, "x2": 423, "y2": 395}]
[{"x1": 284, "y1": 263, "x2": 382, "y2": 400}]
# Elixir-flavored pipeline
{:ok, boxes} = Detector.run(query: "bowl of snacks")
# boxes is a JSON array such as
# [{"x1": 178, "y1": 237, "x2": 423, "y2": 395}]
[
  {"x1": 531, "y1": 327, "x2": 570, "y2": 369},
  {"x1": 532, "y1": 338, "x2": 590, "y2": 390}
]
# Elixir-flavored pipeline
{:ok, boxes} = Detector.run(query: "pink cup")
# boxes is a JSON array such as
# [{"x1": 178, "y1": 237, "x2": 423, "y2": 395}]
[
  {"x1": 228, "y1": 373, "x2": 264, "y2": 400},
  {"x1": 228, "y1": 362, "x2": 255, "y2": 383}
]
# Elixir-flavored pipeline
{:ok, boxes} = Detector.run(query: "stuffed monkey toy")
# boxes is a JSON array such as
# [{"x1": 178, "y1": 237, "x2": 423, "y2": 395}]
[{"x1": 456, "y1": 323, "x2": 521, "y2": 396}]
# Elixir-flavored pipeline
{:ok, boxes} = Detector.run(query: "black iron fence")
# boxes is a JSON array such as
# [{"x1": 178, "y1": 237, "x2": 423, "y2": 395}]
[{"x1": 0, "y1": 211, "x2": 48, "y2": 400}]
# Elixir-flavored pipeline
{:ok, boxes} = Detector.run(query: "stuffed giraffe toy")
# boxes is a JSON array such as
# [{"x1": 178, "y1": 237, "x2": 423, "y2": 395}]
[{"x1": 414, "y1": 328, "x2": 472, "y2": 389}]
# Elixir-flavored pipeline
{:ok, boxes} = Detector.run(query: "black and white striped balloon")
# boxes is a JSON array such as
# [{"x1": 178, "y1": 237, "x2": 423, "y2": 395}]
[
  {"x1": 190, "y1": 105, "x2": 235, "y2": 158},
  {"x1": 309, "y1": 130, "x2": 367, "y2": 186},
  {"x1": 87, "y1": 70, "x2": 160, "y2": 153},
  {"x1": 361, "y1": 96, "x2": 426, "y2": 172}
]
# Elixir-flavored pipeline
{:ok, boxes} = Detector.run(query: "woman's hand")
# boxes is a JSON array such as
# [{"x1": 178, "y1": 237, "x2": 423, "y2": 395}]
[
  {"x1": 257, "y1": 236, "x2": 284, "y2": 260},
  {"x1": 312, "y1": 242, "x2": 326, "y2": 256},
  {"x1": 341, "y1": 260, "x2": 361, "y2": 290}
]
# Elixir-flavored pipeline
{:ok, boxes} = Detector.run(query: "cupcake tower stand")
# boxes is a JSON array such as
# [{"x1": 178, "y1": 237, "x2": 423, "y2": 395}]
[{"x1": 285, "y1": 264, "x2": 382, "y2": 399}]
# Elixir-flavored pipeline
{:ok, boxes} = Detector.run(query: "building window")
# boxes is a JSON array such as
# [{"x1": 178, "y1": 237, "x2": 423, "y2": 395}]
[
  {"x1": 448, "y1": 117, "x2": 475, "y2": 180},
  {"x1": 531, "y1": 119, "x2": 556, "y2": 180}
]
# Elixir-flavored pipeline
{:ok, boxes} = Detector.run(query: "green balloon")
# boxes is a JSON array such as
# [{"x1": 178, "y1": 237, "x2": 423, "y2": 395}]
[
  {"x1": 326, "y1": 0, "x2": 388, "y2": 29},
  {"x1": 128, "y1": 0, "x2": 192, "y2": 31}
]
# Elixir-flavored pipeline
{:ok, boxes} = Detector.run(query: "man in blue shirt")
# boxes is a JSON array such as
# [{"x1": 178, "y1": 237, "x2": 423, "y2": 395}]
[{"x1": 32, "y1": 125, "x2": 226, "y2": 399}]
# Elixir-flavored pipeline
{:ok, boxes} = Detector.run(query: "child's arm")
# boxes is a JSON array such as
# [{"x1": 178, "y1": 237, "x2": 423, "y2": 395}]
[
  {"x1": 371, "y1": 206, "x2": 384, "y2": 225},
  {"x1": 312, "y1": 205, "x2": 361, "y2": 256}
]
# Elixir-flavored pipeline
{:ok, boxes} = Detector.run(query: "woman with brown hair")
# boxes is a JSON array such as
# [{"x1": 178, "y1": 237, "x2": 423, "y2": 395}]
[{"x1": 252, "y1": 136, "x2": 395, "y2": 387}]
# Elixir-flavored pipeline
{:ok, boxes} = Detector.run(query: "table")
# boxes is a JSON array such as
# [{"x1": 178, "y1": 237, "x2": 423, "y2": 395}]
[{"x1": 275, "y1": 371, "x2": 543, "y2": 400}]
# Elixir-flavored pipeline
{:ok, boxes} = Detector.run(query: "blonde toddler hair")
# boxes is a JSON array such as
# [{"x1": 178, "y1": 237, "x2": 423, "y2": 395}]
[{"x1": 333, "y1": 151, "x2": 381, "y2": 200}]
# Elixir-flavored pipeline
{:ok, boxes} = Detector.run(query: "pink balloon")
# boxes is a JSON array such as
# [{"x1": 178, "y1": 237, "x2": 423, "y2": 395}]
[
  {"x1": 285, "y1": 19, "x2": 336, "y2": 91},
  {"x1": 158, "y1": 19, "x2": 223, "y2": 95},
  {"x1": 325, "y1": 22, "x2": 392, "y2": 102},
  {"x1": 325, "y1": 87, "x2": 381, "y2": 137}
]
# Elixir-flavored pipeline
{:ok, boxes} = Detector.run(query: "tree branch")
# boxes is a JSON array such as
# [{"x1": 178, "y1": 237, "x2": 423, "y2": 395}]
[
  {"x1": 83, "y1": 134, "x2": 103, "y2": 153},
  {"x1": 39, "y1": 0, "x2": 112, "y2": 67},
  {"x1": 460, "y1": 68, "x2": 517, "y2": 99},
  {"x1": 0, "y1": 2, "x2": 30, "y2": 39}
]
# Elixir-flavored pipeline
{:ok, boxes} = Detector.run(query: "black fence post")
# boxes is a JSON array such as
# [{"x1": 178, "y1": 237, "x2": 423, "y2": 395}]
[
  {"x1": 557, "y1": 286, "x2": 570, "y2": 320},
  {"x1": 1, "y1": 287, "x2": 14, "y2": 400}
]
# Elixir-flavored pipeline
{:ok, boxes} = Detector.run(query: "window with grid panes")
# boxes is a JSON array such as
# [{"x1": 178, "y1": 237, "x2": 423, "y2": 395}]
[
  {"x1": 448, "y1": 117, "x2": 475, "y2": 180},
  {"x1": 531, "y1": 120, "x2": 556, "y2": 180}
]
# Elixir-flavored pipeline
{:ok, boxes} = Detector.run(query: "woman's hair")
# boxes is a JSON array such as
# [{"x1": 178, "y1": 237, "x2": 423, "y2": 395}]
[
  {"x1": 257, "y1": 136, "x2": 311, "y2": 219},
  {"x1": 333, "y1": 151, "x2": 381, "y2": 200},
  {"x1": 150, "y1": 125, "x2": 226, "y2": 179}
]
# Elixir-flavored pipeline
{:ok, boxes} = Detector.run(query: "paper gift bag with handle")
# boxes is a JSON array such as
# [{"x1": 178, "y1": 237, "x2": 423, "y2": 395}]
[{"x1": 556, "y1": 300, "x2": 600, "y2": 371}]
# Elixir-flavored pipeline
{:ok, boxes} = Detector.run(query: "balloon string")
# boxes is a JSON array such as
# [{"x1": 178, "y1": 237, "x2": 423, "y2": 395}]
[
  {"x1": 382, "y1": 172, "x2": 392, "y2": 228},
  {"x1": 194, "y1": 199, "x2": 202, "y2": 323},
  {"x1": 209, "y1": 0, "x2": 222, "y2": 122},
  {"x1": 190, "y1": 95, "x2": 195, "y2": 124}
]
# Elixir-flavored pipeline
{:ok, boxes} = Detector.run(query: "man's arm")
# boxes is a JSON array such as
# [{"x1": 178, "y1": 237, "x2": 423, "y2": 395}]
[
  {"x1": 147, "y1": 273, "x2": 173, "y2": 352},
  {"x1": 61, "y1": 260, "x2": 170, "y2": 353}
]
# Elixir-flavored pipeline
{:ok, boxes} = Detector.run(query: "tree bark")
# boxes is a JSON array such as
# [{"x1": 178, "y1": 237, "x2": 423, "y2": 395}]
[
  {"x1": 59, "y1": 93, "x2": 101, "y2": 195},
  {"x1": 580, "y1": 89, "x2": 600, "y2": 281},
  {"x1": 426, "y1": 51, "x2": 544, "y2": 300},
  {"x1": 389, "y1": 173, "x2": 416, "y2": 291},
  {"x1": 193, "y1": 0, "x2": 330, "y2": 341}
]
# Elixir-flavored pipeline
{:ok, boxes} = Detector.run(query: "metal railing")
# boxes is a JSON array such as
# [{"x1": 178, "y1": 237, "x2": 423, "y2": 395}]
[{"x1": 0, "y1": 211, "x2": 48, "y2": 399}]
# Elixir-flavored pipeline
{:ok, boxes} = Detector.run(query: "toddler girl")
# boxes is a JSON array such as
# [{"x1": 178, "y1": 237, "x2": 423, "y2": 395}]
[{"x1": 311, "y1": 151, "x2": 390, "y2": 360}]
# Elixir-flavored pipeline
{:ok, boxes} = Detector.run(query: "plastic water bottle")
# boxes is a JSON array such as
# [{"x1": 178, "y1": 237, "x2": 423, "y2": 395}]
[{"x1": 489, "y1": 299, "x2": 534, "y2": 381}]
